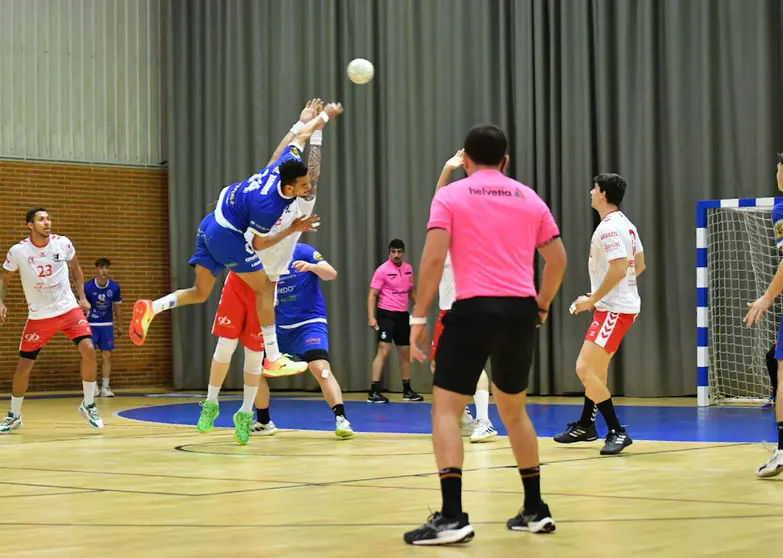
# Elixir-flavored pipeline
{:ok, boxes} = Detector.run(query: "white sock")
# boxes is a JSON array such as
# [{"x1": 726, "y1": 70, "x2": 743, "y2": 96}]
[
  {"x1": 102, "y1": 378, "x2": 110, "y2": 389},
  {"x1": 10, "y1": 396, "x2": 23, "y2": 418},
  {"x1": 83, "y1": 381, "x2": 96, "y2": 405},
  {"x1": 152, "y1": 294, "x2": 178, "y2": 315},
  {"x1": 474, "y1": 389, "x2": 490, "y2": 422},
  {"x1": 206, "y1": 384, "x2": 221, "y2": 404},
  {"x1": 262, "y1": 325, "x2": 280, "y2": 362},
  {"x1": 241, "y1": 383, "x2": 259, "y2": 413}
]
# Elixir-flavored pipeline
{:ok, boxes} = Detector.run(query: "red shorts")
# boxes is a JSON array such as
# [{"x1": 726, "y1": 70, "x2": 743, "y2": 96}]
[
  {"x1": 212, "y1": 273, "x2": 265, "y2": 352},
  {"x1": 430, "y1": 309, "x2": 449, "y2": 361},
  {"x1": 19, "y1": 307, "x2": 93, "y2": 353},
  {"x1": 585, "y1": 310, "x2": 638, "y2": 354}
]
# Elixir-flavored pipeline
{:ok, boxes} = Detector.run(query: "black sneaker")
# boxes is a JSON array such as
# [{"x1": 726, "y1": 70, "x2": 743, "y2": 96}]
[
  {"x1": 367, "y1": 391, "x2": 390, "y2": 404},
  {"x1": 403, "y1": 512, "x2": 474, "y2": 545},
  {"x1": 506, "y1": 502, "x2": 556, "y2": 533},
  {"x1": 403, "y1": 390, "x2": 424, "y2": 402},
  {"x1": 600, "y1": 429, "x2": 633, "y2": 455},
  {"x1": 553, "y1": 421, "x2": 598, "y2": 443}
]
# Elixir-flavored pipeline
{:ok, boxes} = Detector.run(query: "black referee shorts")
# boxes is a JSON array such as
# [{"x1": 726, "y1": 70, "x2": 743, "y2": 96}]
[{"x1": 433, "y1": 296, "x2": 538, "y2": 396}]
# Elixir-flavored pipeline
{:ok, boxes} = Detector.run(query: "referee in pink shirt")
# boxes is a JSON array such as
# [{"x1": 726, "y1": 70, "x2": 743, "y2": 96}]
[
  {"x1": 403, "y1": 124, "x2": 568, "y2": 545},
  {"x1": 367, "y1": 239, "x2": 423, "y2": 403}
]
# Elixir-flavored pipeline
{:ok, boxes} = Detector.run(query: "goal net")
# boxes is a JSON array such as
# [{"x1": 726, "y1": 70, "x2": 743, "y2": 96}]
[{"x1": 700, "y1": 199, "x2": 780, "y2": 405}]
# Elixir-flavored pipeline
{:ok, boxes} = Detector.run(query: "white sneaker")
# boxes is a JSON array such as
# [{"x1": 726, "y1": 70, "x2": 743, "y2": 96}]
[
  {"x1": 460, "y1": 418, "x2": 477, "y2": 437},
  {"x1": 756, "y1": 448, "x2": 783, "y2": 478},
  {"x1": 94, "y1": 385, "x2": 101, "y2": 397},
  {"x1": 251, "y1": 420, "x2": 278, "y2": 436},
  {"x1": 470, "y1": 419, "x2": 498, "y2": 443},
  {"x1": 78, "y1": 402, "x2": 104, "y2": 429},
  {"x1": 101, "y1": 387, "x2": 114, "y2": 397},
  {"x1": 0, "y1": 412, "x2": 22, "y2": 434},
  {"x1": 335, "y1": 416, "x2": 354, "y2": 438}
]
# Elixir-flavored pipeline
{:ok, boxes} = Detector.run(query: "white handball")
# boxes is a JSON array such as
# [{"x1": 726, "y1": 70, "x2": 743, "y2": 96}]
[{"x1": 347, "y1": 58, "x2": 374, "y2": 84}]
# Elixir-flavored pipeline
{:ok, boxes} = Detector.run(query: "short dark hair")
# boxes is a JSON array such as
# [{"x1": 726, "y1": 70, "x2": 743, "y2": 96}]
[
  {"x1": 95, "y1": 258, "x2": 111, "y2": 267},
  {"x1": 777, "y1": 152, "x2": 783, "y2": 164},
  {"x1": 593, "y1": 173, "x2": 627, "y2": 207},
  {"x1": 463, "y1": 124, "x2": 508, "y2": 166},
  {"x1": 278, "y1": 159, "x2": 309, "y2": 187},
  {"x1": 388, "y1": 239, "x2": 405, "y2": 251},
  {"x1": 25, "y1": 207, "x2": 48, "y2": 223}
]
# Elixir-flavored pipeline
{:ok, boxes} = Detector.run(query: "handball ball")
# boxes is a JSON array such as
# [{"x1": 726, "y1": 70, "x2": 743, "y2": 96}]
[{"x1": 347, "y1": 58, "x2": 374, "y2": 84}]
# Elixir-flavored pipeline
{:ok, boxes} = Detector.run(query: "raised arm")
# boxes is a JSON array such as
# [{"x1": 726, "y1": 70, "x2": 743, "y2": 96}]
[
  {"x1": 267, "y1": 100, "x2": 342, "y2": 167},
  {"x1": 435, "y1": 150, "x2": 464, "y2": 192}
]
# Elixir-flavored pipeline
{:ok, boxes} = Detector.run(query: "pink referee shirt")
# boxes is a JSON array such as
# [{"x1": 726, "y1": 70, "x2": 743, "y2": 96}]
[
  {"x1": 427, "y1": 169, "x2": 560, "y2": 300},
  {"x1": 370, "y1": 259, "x2": 414, "y2": 312}
]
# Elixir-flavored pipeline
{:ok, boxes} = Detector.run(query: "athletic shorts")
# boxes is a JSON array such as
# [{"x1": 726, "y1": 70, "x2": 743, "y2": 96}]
[
  {"x1": 211, "y1": 272, "x2": 265, "y2": 352},
  {"x1": 430, "y1": 309, "x2": 449, "y2": 361},
  {"x1": 19, "y1": 307, "x2": 93, "y2": 354},
  {"x1": 434, "y1": 296, "x2": 538, "y2": 396},
  {"x1": 776, "y1": 318, "x2": 783, "y2": 360},
  {"x1": 585, "y1": 310, "x2": 638, "y2": 354},
  {"x1": 90, "y1": 325, "x2": 115, "y2": 351},
  {"x1": 377, "y1": 308, "x2": 410, "y2": 346},
  {"x1": 189, "y1": 212, "x2": 263, "y2": 276},
  {"x1": 278, "y1": 321, "x2": 329, "y2": 363}
]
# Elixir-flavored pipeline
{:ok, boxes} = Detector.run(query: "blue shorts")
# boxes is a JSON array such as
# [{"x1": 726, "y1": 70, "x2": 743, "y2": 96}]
[
  {"x1": 91, "y1": 325, "x2": 115, "y2": 351},
  {"x1": 277, "y1": 321, "x2": 329, "y2": 362},
  {"x1": 188, "y1": 212, "x2": 263, "y2": 276},
  {"x1": 776, "y1": 317, "x2": 783, "y2": 359}
]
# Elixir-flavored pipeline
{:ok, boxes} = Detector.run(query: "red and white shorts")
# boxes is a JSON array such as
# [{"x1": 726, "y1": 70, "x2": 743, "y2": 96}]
[
  {"x1": 20, "y1": 307, "x2": 93, "y2": 353},
  {"x1": 430, "y1": 309, "x2": 449, "y2": 361},
  {"x1": 585, "y1": 310, "x2": 638, "y2": 354},
  {"x1": 212, "y1": 273, "x2": 267, "y2": 352}
]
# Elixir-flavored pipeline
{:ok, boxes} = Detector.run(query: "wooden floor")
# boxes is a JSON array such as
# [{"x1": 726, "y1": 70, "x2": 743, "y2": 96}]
[{"x1": 0, "y1": 393, "x2": 780, "y2": 557}]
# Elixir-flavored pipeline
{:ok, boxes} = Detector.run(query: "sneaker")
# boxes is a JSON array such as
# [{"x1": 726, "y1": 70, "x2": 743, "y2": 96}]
[
  {"x1": 251, "y1": 420, "x2": 278, "y2": 436},
  {"x1": 129, "y1": 300, "x2": 155, "y2": 346},
  {"x1": 756, "y1": 448, "x2": 783, "y2": 478},
  {"x1": 367, "y1": 391, "x2": 389, "y2": 404},
  {"x1": 79, "y1": 402, "x2": 104, "y2": 429},
  {"x1": 762, "y1": 396, "x2": 776, "y2": 410},
  {"x1": 554, "y1": 421, "x2": 599, "y2": 443},
  {"x1": 94, "y1": 385, "x2": 101, "y2": 398},
  {"x1": 460, "y1": 419, "x2": 477, "y2": 437},
  {"x1": 197, "y1": 400, "x2": 219, "y2": 433},
  {"x1": 403, "y1": 390, "x2": 424, "y2": 402},
  {"x1": 335, "y1": 416, "x2": 354, "y2": 438},
  {"x1": 507, "y1": 502, "x2": 556, "y2": 533},
  {"x1": 262, "y1": 354, "x2": 309, "y2": 378},
  {"x1": 600, "y1": 429, "x2": 633, "y2": 455},
  {"x1": 101, "y1": 387, "x2": 114, "y2": 398},
  {"x1": 0, "y1": 412, "x2": 22, "y2": 434},
  {"x1": 233, "y1": 410, "x2": 253, "y2": 445},
  {"x1": 403, "y1": 512, "x2": 474, "y2": 546},
  {"x1": 470, "y1": 419, "x2": 498, "y2": 443}
]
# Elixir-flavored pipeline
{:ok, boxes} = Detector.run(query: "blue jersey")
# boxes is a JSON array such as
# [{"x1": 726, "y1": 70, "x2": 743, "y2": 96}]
[
  {"x1": 217, "y1": 144, "x2": 304, "y2": 235},
  {"x1": 275, "y1": 243, "x2": 329, "y2": 326},
  {"x1": 85, "y1": 278, "x2": 122, "y2": 324},
  {"x1": 773, "y1": 201, "x2": 783, "y2": 251}
]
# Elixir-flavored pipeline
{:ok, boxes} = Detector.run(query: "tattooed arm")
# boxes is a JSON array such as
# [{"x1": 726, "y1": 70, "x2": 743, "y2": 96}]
[{"x1": 305, "y1": 143, "x2": 322, "y2": 202}]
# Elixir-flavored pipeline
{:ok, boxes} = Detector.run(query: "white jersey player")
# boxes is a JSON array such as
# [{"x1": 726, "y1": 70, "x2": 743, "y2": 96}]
[
  {"x1": 0, "y1": 208, "x2": 104, "y2": 434},
  {"x1": 429, "y1": 150, "x2": 498, "y2": 443},
  {"x1": 554, "y1": 174, "x2": 646, "y2": 455}
]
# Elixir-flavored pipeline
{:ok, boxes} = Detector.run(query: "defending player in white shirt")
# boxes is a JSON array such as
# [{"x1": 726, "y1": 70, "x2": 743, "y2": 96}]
[
  {"x1": 429, "y1": 149, "x2": 497, "y2": 442},
  {"x1": 554, "y1": 174, "x2": 646, "y2": 455},
  {"x1": 0, "y1": 208, "x2": 104, "y2": 434}
]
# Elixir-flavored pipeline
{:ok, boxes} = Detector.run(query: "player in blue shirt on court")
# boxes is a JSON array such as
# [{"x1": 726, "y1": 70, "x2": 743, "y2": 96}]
[
  {"x1": 85, "y1": 258, "x2": 123, "y2": 398},
  {"x1": 253, "y1": 242, "x2": 354, "y2": 438},
  {"x1": 129, "y1": 99, "x2": 343, "y2": 378}
]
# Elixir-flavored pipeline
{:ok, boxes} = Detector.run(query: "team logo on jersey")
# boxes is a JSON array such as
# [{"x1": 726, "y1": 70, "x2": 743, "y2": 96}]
[
  {"x1": 776, "y1": 221, "x2": 783, "y2": 241},
  {"x1": 53, "y1": 253, "x2": 61, "y2": 262},
  {"x1": 290, "y1": 146, "x2": 300, "y2": 158},
  {"x1": 313, "y1": 251, "x2": 324, "y2": 261},
  {"x1": 514, "y1": 188, "x2": 524, "y2": 198},
  {"x1": 27, "y1": 256, "x2": 34, "y2": 264}
]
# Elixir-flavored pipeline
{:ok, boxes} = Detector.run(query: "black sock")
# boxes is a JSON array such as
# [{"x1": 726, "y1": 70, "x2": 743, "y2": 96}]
[
  {"x1": 579, "y1": 396, "x2": 597, "y2": 427},
  {"x1": 778, "y1": 422, "x2": 783, "y2": 451},
  {"x1": 332, "y1": 404, "x2": 345, "y2": 418},
  {"x1": 439, "y1": 467, "x2": 463, "y2": 517},
  {"x1": 257, "y1": 407, "x2": 270, "y2": 425},
  {"x1": 519, "y1": 466, "x2": 542, "y2": 511},
  {"x1": 371, "y1": 381, "x2": 381, "y2": 394},
  {"x1": 596, "y1": 398, "x2": 623, "y2": 432},
  {"x1": 402, "y1": 380, "x2": 411, "y2": 394}
]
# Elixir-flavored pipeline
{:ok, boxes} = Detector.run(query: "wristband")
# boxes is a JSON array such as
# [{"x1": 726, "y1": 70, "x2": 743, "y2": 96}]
[
  {"x1": 318, "y1": 111, "x2": 329, "y2": 124},
  {"x1": 290, "y1": 121, "x2": 306, "y2": 135},
  {"x1": 310, "y1": 130, "x2": 323, "y2": 146},
  {"x1": 409, "y1": 316, "x2": 427, "y2": 326},
  {"x1": 538, "y1": 307, "x2": 548, "y2": 313}
]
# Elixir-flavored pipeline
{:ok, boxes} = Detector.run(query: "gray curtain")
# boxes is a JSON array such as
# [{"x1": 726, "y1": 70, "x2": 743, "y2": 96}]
[{"x1": 164, "y1": 0, "x2": 783, "y2": 396}]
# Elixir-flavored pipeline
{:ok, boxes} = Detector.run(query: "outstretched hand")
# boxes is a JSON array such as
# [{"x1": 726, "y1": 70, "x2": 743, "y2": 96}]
[
  {"x1": 299, "y1": 98, "x2": 322, "y2": 123},
  {"x1": 290, "y1": 214, "x2": 321, "y2": 233}
]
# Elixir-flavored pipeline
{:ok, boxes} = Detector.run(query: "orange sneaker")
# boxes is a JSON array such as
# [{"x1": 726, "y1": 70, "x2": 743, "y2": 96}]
[
  {"x1": 129, "y1": 300, "x2": 155, "y2": 346},
  {"x1": 262, "y1": 354, "x2": 309, "y2": 378}
]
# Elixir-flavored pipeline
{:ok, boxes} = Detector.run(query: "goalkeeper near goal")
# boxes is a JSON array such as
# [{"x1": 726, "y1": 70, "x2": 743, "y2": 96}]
[{"x1": 743, "y1": 151, "x2": 783, "y2": 479}]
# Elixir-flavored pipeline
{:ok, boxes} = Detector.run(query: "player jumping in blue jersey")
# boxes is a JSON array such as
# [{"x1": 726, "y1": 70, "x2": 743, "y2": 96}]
[
  {"x1": 129, "y1": 99, "x2": 343, "y2": 378},
  {"x1": 743, "y1": 151, "x2": 783, "y2": 478},
  {"x1": 84, "y1": 258, "x2": 123, "y2": 397}
]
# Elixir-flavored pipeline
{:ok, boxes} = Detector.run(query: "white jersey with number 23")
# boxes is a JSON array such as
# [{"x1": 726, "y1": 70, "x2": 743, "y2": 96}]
[{"x1": 588, "y1": 210, "x2": 642, "y2": 314}]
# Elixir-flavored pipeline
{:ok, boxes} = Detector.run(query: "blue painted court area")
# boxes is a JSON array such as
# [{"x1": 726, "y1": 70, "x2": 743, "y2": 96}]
[{"x1": 117, "y1": 397, "x2": 780, "y2": 444}]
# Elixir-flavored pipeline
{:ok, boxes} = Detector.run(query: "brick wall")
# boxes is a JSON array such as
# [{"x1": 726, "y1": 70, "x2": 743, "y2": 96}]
[{"x1": 0, "y1": 159, "x2": 172, "y2": 391}]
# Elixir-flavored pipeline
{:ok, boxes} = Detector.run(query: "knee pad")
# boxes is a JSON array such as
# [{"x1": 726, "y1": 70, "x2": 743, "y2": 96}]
[
  {"x1": 213, "y1": 337, "x2": 239, "y2": 364},
  {"x1": 243, "y1": 346, "x2": 263, "y2": 375}
]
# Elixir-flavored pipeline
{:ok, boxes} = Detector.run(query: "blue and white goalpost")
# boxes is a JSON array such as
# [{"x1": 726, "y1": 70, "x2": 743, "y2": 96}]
[{"x1": 697, "y1": 197, "x2": 782, "y2": 406}]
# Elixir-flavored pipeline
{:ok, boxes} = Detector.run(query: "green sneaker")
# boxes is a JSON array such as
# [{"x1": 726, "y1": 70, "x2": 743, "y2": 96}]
[
  {"x1": 197, "y1": 400, "x2": 219, "y2": 432},
  {"x1": 233, "y1": 410, "x2": 253, "y2": 445}
]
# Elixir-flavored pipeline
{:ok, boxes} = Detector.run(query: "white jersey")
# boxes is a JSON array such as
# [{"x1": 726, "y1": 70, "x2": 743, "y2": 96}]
[
  {"x1": 3, "y1": 235, "x2": 80, "y2": 320},
  {"x1": 438, "y1": 251, "x2": 455, "y2": 310},
  {"x1": 588, "y1": 211, "x2": 643, "y2": 314}
]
